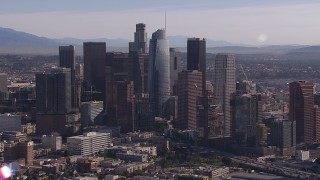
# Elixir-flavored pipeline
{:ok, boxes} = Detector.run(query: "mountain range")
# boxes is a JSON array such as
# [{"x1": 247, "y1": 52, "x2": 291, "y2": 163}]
[{"x1": 0, "y1": 27, "x2": 319, "y2": 55}]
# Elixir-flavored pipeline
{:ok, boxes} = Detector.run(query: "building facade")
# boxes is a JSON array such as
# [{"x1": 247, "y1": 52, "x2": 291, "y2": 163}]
[
  {"x1": 134, "y1": 93, "x2": 155, "y2": 131},
  {"x1": 83, "y1": 42, "x2": 106, "y2": 97},
  {"x1": 214, "y1": 54, "x2": 236, "y2": 136},
  {"x1": 178, "y1": 70, "x2": 202, "y2": 130},
  {"x1": 106, "y1": 80, "x2": 135, "y2": 133},
  {"x1": 4, "y1": 141, "x2": 34, "y2": 165},
  {"x1": 59, "y1": 45, "x2": 79, "y2": 108},
  {"x1": 67, "y1": 132, "x2": 111, "y2": 156},
  {"x1": 232, "y1": 94, "x2": 261, "y2": 147},
  {"x1": 0, "y1": 114, "x2": 22, "y2": 132},
  {"x1": 129, "y1": 23, "x2": 148, "y2": 54},
  {"x1": 0, "y1": 73, "x2": 7, "y2": 100},
  {"x1": 289, "y1": 81, "x2": 314, "y2": 144},
  {"x1": 147, "y1": 29, "x2": 170, "y2": 116},
  {"x1": 269, "y1": 119, "x2": 296, "y2": 156},
  {"x1": 170, "y1": 48, "x2": 182, "y2": 96},
  {"x1": 42, "y1": 134, "x2": 62, "y2": 151},
  {"x1": 187, "y1": 38, "x2": 206, "y2": 95},
  {"x1": 36, "y1": 68, "x2": 72, "y2": 114},
  {"x1": 80, "y1": 101, "x2": 104, "y2": 125}
]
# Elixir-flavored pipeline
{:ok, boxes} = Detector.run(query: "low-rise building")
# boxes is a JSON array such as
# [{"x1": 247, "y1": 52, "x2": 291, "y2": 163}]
[
  {"x1": 104, "y1": 175, "x2": 126, "y2": 180},
  {"x1": 3, "y1": 141, "x2": 34, "y2": 165},
  {"x1": 101, "y1": 159, "x2": 123, "y2": 168},
  {"x1": 175, "y1": 174, "x2": 209, "y2": 180},
  {"x1": 296, "y1": 150, "x2": 310, "y2": 161},
  {"x1": 67, "y1": 132, "x2": 111, "y2": 156},
  {"x1": 80, "y1": 101, "x2": 104, "y2": 125},
  {"x1": 114, "y1": 162, "x2": 153, "y2": 175},
  {"x1": 22, "y1": 123, "x2": 36, "y2": 135},
  {"x1": 116, "y1": 152, "x2": 148, "y2": 162},
  {"x1": 194, "y1": 166, "x2": 229, "y2": 178},
  {"x1": 42, "y1": 134, "x2": 62, "y2": 151},
  {"x1": 1, "y1": 131, "x2": 27, "y2": 142},
  {"x1": 0, "y1": 113, "x2": 22, "y2": 132}
]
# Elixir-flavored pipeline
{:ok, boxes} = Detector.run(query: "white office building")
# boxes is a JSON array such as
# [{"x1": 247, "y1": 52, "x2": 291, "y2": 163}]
[
  {"x1": 0, "y1": 114, "x2": 22, "y2": 132},
  {"x1": 214, "y1": 54, "x2": 236, "y2": 136},
  {"x1": 67, "y1": 132, "x2": 111, "y2": 156}
]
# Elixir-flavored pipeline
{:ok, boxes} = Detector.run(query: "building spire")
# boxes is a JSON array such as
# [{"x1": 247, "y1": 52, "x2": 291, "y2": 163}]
[{"x1": 165, "y1": 11, "x2": 167, "y2": 32}]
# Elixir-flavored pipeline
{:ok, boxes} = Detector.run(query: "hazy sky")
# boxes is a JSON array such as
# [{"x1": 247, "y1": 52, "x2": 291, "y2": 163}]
[{"x1": 1, "y1": 0, "x2": 320, "y2": 45}]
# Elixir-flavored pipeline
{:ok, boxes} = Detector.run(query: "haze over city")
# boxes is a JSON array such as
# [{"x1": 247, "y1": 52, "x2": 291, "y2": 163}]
[
  {"x1": 1, "y1": 0, "x2": 320, "y2": 45},
  {"x1": 2, "y1": 1, "x2": 320, "y2": 179}
]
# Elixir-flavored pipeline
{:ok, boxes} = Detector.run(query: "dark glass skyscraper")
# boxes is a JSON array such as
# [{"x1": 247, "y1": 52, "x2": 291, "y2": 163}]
[
  {"x1": 83, "y1": 42, "x2": 106, "y2": 96},
  {"x1": 187, "y1": 38, "x2": 206, "y2": 95},
  {"x1": 59, "y1": 45, "x2": 77, "y2": 108},
  {"x1": 0, "y1": 73, "x2": 7, "y2": 100},
  {"x1": 147, "y1": 29, "x2": 170, "y2": 116},
  {"x1": 36, "y1": 68, "x2": 72, "y2": 114}
]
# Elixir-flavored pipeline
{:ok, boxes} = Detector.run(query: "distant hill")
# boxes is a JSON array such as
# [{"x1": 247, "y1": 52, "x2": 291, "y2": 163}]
[
  {"x1": 288, "y1": 46, "x2": 320, "y2": 54},
  {"x1": 0, "y1": 27, "x2": 59, "y2": 54},
  {"x1": 0, "y1": 27, "x2": 317, "y2": 55}
]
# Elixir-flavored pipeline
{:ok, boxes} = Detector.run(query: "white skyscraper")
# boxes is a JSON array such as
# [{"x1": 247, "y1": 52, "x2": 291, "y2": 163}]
[
  {"x1": 147, "y1": 29, "x2": 170, "y2": 116},
  {"x1": 214, "y1": 54, "x2": 236, "y2": 136}
]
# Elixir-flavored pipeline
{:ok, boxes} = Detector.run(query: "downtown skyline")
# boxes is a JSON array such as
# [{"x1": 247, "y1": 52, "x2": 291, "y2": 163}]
[{"x1": 1, "y1": 0, "x2": 320, "y2": 45}]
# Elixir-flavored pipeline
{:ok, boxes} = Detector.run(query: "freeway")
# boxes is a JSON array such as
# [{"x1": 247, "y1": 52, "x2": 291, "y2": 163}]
[{"x1": 189, "y1": 145, "x2": 320, "y2": 179}]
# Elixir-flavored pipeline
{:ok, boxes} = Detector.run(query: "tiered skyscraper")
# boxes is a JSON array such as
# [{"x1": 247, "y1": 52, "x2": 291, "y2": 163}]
[
  {"x1": 129, "y1": 23, "x2": 148, "y2": 54},
  {"x1": 147, "y1": 29, "x2": 170, "y2": 116},
  {"x1": 214, "y1": 54, "x2": 236, "y2": 136},
  {"x1": 289, "y1": 81, "x2": 314, "y2": 144}
]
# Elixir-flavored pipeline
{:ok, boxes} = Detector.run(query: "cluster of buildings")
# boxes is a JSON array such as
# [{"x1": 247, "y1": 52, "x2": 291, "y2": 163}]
[{"x1": 21, "y1": 22, "x2": 238, "y2": 139}]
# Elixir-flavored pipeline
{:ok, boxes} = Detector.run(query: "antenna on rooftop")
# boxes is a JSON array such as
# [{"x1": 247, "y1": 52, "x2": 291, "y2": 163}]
[{"x1": 165, "y1": 11, "x2": 167, "y2": 32}]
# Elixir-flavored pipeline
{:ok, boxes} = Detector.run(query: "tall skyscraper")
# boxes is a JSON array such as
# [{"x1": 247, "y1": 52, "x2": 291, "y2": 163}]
[
  {"x1": 129, "y1": 23, "x2": 148, "y2": 54},
  {"x1": 170, "y1": 48, "x2": 182, "y2": 96},
  {"x1": 187, "y1": 38, "x2": 206, "y2": 95},
  {"x1": 83, "y1": 42, "x2": 106, "y2": 97},
  {"x1": 313, "y1": 105, "x2": 320, "y2": 142},
  {"x1": 105, "y1": 52, "x2": 148, "y2": 94},
  {"x1": 214, "y1": 54, "x2": 236, "y2": 136},
  {"x1": 106, "y1": 81, "x2": 135, "y2": 133},
  {"x1": 147, "y1": 29, "x2": 170, "y2": 116},
  {"x1": 0, "y1": 73, "x2": 7, "y2": 100},
  {"x1": 59, "y1": 45, "x2": 78, "y2": 108},
  {"x1": 178, "y1": 70, "x2": 202, "y2": 130},
  {"x1": 36, "y1": 68, "x2": 72, "y2": 114},
  {"x1": 0, "y1": 73, "x2": 7, "y2": 93},
  {"x1": 289, "y1": 81, "x2": 314, "y2": 144},
  {"x1": 232, "y1": 94, "x2": 261, "y2": 147},
  {"x1": 134, "y1": 93, "x2": 156, "y2": 131},
  {"x1": 313, "y1": 105, "x2": 320, "y2": 143}
]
